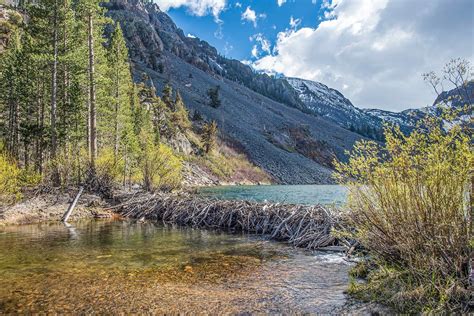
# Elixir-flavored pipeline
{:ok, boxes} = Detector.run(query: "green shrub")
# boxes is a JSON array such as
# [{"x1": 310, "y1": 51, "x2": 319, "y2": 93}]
[
  {"x1": 96, "y1": 148, "x2": 125, "y2": 182},
  {"x1": 335, "y1": 122, "x2": 472, "y2": 312},
  {"x1": 0, "y1": 151, "x2": 22, "y2": 203},
  {"x1": 43, "y1": 147, "x2": 88, "y2": 186},
  {"x1": 140, "y1": 143, "x2": 182, "y2": 192}
]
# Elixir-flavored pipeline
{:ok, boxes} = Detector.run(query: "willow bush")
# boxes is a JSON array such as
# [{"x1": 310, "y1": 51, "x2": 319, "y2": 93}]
[
  {"x1": 140, "y1": 143, "x2": 183, "y2": 192},
  {"x1": 335, "y1": 122, "x2": 472, "y2": 312},
  {"x1": 0, "y1": 144, "x2": 40, "y2": 203},
  {"x1": 0, "y1": 150, "x2": 22, "y2": 203}
]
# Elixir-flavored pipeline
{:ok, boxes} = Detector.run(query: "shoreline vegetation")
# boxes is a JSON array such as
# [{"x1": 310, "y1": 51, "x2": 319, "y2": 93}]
[{"x1": 335, "y1": 120, "x2": 472, "y2": 313}]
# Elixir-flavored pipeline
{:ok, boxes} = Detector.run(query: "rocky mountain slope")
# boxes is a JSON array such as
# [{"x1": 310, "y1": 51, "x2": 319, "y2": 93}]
[
  {"x1": 365, "y1": 81, "x2": 473, "y2": 131},
  {"x1": 104, "y1": 0, "x2": 367, "y2": 184},
  {"x1": 0, "y1": 4, "x2": 23, "y2": 53},
  {"x1": 285, "y1": 77, "x2": 382, "y2": 137}
]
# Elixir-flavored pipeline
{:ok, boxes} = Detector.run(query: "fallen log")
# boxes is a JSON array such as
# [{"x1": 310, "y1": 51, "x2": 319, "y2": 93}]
[
  {"x1": 116, "y1": 193, "x2": 341, "y2": 250},
  {"x1": 61, "y1": 186, "x2": 84, "y2": 223}
]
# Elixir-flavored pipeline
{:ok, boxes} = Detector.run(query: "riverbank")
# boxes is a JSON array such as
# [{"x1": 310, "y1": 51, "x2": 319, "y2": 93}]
[{"x1": 0, "y1": 189, "x2": 116, "y2": 226}]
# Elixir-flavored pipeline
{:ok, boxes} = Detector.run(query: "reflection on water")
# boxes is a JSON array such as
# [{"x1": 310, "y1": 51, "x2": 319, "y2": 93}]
[
  {"x1": 198, "y1": 185, "x2": 348, "y2": 205},
  {"x1": 0, "y1": 220, "x2": 382, "y2": 314}
]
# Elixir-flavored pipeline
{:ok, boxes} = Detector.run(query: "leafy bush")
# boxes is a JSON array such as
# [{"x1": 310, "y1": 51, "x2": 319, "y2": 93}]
[
  {"x1": 335, "y1": 122, "x2": 472, "y2": 312},
  {"x1": 96, "y1": 148, "x2": 125, "y2": 182},
  {"x1": 43, "y1": 148, "x2": 88, "y2": 186},
  {"x1": 140, "y1": 143, "x2": 182, "y2": 192},
  {"x1": 0, "y1": 143, "x2": 41, "y2": 203},
  {"x1": 187, "y1": 142, "x2": 270, "y2": 184},
  {"x1": 0, "y1": 151, "x2": 22, "y2": 203}
]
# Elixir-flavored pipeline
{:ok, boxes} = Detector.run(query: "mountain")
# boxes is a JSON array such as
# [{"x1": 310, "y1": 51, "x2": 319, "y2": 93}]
[
  {"x1": 362, "y1": 108, "x2": 423, "y2": 133},
  {"x1": 365, "y1": 81, "x2": 473, "y2": 131},
  {"x1": 433, "y1": 80, "x2": 474, "y2": 109},
  {"x1": 285, "y1": 77, "x2": 383, "y2": 138},
  {"x1": 104, "y1": 0, "x2": 368, "y2": 184}
]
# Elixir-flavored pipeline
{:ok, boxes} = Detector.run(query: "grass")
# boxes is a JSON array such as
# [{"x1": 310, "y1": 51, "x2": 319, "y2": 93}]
[{"x1": 186, "y1": 138, "x2": 271, "y2": 184}]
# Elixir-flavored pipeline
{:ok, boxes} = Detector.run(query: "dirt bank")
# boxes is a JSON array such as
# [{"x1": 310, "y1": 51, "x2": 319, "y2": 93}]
[{"x1": 0, "y1": 189, "x2": 115, "y2": 226}]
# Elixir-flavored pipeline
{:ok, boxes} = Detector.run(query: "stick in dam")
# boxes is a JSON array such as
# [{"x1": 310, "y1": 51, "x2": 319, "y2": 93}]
[{"x1": 116, "y1": 193, "x2": 339, "y2": 249}]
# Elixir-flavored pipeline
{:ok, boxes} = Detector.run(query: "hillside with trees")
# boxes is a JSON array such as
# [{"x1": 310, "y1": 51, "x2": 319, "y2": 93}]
[{"x1": 0, "y1": 1, "x2": 269, "y2": 201}]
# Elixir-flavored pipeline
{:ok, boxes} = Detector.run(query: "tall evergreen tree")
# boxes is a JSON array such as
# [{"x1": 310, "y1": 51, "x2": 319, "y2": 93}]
[
  {"x1": 106, "y1": 22, "x2": 137, "y2": 165},
  {"x1": 173, "y1": 91, "x2": 191, "y2": 132},
  {"x1": 201, "y1": 121, "x2": 218, "y2": 154}
]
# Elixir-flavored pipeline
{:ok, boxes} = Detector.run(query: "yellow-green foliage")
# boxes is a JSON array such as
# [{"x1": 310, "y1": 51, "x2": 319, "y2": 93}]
[
  {"x1": 0, "y1": 151, "x2": 22, "y2": 203},
  {"x1": 187, "y1": 141, "x2": 270, "y2": 183},
  {"x1": 140, "y1": 142, "x2": 183, "y2": 192},
  {"x1": 96, "y1": 147, "x2": 125, "y2": 182},
  {"x1": 0, "y1": 146, "x2": 40, "y2": 203},
  {"x1": 335, "y1": 122, "x2": 472, "y2": 312},
  {"x1": 43, "y1": 147, "x2": 88, "y2": 186}
]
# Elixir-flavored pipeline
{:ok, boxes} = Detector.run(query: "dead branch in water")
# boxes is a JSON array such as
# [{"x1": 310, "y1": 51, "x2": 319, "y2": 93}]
[{"x1": 116, "y1": 193, "x2": 340, "y2": 250}]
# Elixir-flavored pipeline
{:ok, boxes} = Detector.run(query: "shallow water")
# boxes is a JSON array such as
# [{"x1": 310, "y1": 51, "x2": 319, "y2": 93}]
[
  {"x1": 198, "y1": 184, "x2": 348, "y2": 205},
  {"x1": 0, "y1": 220, "x2": 381, "y2": 314}
]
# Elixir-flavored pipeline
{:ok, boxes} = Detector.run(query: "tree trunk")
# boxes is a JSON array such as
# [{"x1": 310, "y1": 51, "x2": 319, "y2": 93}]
[
  {"x1": 38, "y1": 80, "x2": 45, "y2": 175},
  {"x1": 114, "y1": 72, "x2": 120, "y2": 163},
  {"x1": 50, "y1": 1, "x2": 60, "y2": 186},
  {"x1": 88, "y1": 9, "x2": 97, "y2": 171},
  {"x1": 62, "y1": 1, "x2": 69, "y2": 159},
  {"x1": 61, "y1": 186, "x2": 84, "y2": 222}
]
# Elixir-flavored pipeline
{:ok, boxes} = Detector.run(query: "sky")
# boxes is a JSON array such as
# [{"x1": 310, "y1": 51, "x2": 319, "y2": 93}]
[{"x1": 154, "y1": 0, "x2": 474, "y2": 112}]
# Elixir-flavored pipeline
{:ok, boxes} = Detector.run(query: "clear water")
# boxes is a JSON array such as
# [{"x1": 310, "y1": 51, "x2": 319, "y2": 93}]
[
  {"x1": 0, "y1": 220, "x2": 382, "y2": 314},
  {"x1": 198, "y1": 184, "x2": 348, "y2": 205}
]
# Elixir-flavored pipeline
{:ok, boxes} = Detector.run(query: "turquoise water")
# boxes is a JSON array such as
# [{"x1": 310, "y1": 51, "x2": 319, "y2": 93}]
[{"x1": 198, "y1": 185, "x2": 348, "y2": 205}]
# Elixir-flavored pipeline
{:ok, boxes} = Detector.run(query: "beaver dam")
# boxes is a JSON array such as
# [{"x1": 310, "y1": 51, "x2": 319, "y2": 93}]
[{"x1": 115, "y1": 193, "x2": 346, "y2": 250}]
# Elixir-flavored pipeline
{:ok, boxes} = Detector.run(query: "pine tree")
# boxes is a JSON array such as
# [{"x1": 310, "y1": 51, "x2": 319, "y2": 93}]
[
  {"x1": 0, "y1": 0, "x2": 186, "y2": 192},
  {"x1": 162, "y1": 84, "x2": 173, "y2": 110},
  {"x1": 50, "y1": 0, "x2": 60, "y2": 184},
  {"x1": 0, "y1": 30, "x2": 22, "y2": 161},
  {"x1": 107, "y1": 22, "x2": 135, "y2": 163},
  {"x1": 207, "y1": 85, "x2": 221, "y2": 108},
  {"x1": 201, "y1": 120, "x2": 218, "y2": 154},
  {"x1": 172, "y1": 91, "x2": 191, "y2": 132}
]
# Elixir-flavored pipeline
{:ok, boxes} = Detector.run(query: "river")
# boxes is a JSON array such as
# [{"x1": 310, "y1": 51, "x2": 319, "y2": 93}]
[{"x1": 0, "y1": 185, "x2": 386, "y2": 313}]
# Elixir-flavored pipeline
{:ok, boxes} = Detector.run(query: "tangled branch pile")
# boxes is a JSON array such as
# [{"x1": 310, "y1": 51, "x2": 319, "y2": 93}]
[{"x1": 116, "y1": 193, "x2": 338, "y2": 249}]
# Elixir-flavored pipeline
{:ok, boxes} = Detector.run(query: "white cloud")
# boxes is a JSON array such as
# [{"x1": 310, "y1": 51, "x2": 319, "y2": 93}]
[
  {"x1": 250, "y1": 33, "x2": 272, "y2": 57},
  {"x1": 223, "y1": 42, "x2": 234, "y2": 56},
  {"x1": 251, "y1": 45, "x2": 259, "y2": 58},
  {"x1": 289, "y1": 16, "x2": 301, "y2": 29},
  {"x1": 242, "y1": 6, "x2": 257, "y2": 27},
  {"x1": 277, "y1": 0, "x2": 287, "y2": 7},
  {"x1": 241, "y1": 6, "x2": 265, "y2": 27},
  {"x1": 155, "y1": 0, "x2": 226, "y2": 22},
  {"x1": 187, "y1": 33, "x2": 197, "y2": 38},
  {"x1": 253, "y1": 0, "x2": 474, "y2": 111}
]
